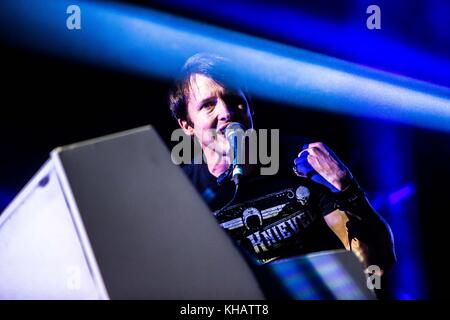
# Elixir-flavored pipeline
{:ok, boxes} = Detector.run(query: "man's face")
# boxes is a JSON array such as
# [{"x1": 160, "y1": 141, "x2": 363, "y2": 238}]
[{"x1": 178, "y1": 73, "x2": 253, "y2": 157}]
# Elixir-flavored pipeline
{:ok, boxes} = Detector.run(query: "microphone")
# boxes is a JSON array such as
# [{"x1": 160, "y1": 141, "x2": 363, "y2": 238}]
[{"x1": 225, "y1": 122, "x2": 245, "y2": 185}]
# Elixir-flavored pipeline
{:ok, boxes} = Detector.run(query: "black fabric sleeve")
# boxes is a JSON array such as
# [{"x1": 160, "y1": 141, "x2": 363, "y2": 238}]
[
  {"x1": 311, "y1": 177, "x2": 396, "y2": 272},
  {"x1": 336, "y1": 179, "x2": 397, "y2": 272},
  {"x1": 311, "y1": 181, "x2": 338, "y2": 216}
]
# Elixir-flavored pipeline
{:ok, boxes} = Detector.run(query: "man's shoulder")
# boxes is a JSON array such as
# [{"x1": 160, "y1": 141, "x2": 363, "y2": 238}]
[
  {"x1": 181, "y1": 162, "x2": 217, "y2": 193},
  {"x1": 181, "y1": 162, "x2": 198, "y2": 176},
  {"x1": 181, "y1": 162, "x2": 205, "y2": 180}
]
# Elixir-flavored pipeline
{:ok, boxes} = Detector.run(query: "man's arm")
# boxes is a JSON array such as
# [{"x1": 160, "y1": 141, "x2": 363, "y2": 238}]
[
  {"x1": 335, "y1": 179, "x2": 396, "y2": 273},
  {"x1": 324, "y1": 193, "x2": 396, "y2": 274},
  {"x1": 294, "y1": 142, "x2": 396, "y2": 273},
  {"x1": 324, "y1": 209, "x2": 369, "y2": 266}
]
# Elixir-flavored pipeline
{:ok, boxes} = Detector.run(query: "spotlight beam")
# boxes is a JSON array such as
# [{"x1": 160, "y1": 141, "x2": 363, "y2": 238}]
[{"x1": 2, "y1": 0, "x2": 450, "y2": 132}]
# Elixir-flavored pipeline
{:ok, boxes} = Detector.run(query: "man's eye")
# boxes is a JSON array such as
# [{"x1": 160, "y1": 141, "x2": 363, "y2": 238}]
[
  {"x1": 225, "y1": 94, "x2": 246, "y2": 109},
  {"x1": 202, "y1": 101, "x2": 215, "y2": 110}
]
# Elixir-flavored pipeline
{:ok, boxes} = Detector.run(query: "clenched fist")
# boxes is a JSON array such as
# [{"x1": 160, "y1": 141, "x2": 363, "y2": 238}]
[{"x1": 293, "y1": 142, "x2": 353, "y2": 192}]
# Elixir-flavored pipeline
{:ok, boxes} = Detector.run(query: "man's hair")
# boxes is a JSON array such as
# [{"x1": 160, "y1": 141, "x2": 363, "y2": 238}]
[{"x1": 168, "y1": 52, "x2": 251, "y2": 121}]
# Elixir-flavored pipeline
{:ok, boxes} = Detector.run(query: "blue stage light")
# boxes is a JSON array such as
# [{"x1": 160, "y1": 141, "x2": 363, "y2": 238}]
[
  {"x1": 156, "y1": 0, "x2": 450, "y2": 89},
  {"x1": 1, "y1": 0, "x2": 450, "y2": 132}
]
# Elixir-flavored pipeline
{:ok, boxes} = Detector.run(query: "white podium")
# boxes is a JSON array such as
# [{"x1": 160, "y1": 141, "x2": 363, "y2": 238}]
[{"x1": 0, "y1": 126, "x2": 264, "y2": 299}]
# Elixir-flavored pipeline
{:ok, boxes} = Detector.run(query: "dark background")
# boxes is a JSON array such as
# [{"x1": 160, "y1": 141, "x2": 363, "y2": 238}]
[{"x1": 1, "y1": 0, "x2": 450, "y2": 299}]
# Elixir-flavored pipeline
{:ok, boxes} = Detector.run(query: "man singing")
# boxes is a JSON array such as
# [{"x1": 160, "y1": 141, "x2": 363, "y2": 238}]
[{"x1": 168, "y1": 53, "x2": 395, "y2": 275}]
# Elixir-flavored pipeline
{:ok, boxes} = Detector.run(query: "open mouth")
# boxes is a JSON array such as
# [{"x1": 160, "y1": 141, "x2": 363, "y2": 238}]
[
  {"x1": 216, "y1": 123, "x2": 231, "y2": 135},
  {"x1": 217, "y1": 122, "x2": 247, "y2": 135}
]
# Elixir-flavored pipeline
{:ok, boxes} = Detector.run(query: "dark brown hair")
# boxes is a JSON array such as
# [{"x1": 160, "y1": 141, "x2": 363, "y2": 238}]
[{"x1": 168, "y1": 53, "x2": 251, "y2": 121}]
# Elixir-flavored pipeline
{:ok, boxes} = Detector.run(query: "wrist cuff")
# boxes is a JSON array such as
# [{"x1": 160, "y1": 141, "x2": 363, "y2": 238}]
[{"x1": 334, "y1": 179, "x2": 366, "y2": 211}]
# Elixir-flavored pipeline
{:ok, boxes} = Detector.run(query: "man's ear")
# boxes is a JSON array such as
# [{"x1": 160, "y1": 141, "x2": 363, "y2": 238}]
[{"x1": 177, "y1": 118, "x2": 194, "y2": 136}]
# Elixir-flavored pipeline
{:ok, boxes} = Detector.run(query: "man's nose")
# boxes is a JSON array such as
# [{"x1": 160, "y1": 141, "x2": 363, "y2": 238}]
[{"x1": 216, "y1": 98, "x2": 233, "y2": 122}]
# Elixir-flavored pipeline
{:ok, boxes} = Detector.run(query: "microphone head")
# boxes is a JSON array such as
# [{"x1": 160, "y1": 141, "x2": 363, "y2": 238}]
[{"x1": 225, "y1": 122, "x2": 245, "y2": 140}]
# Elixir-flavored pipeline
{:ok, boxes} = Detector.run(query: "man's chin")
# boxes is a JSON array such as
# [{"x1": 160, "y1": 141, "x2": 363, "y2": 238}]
[{"x1": 205, "y1": 143, "x2": 230, "y2": 158}]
